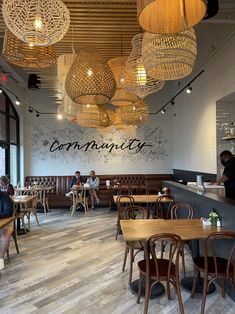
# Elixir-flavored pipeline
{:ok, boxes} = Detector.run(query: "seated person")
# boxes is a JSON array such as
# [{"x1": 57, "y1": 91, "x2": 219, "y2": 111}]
[
  {"x1": 66, "y1": 171, "x2": 84, "y2": 197},
  {"x1": 0, "y1": 176, "x2": 14, "y2": 196},
  {"x1": 86, "y1": 170, "x2": 100, "y2": 209},
  {"x1": 0, "y1": 191, "x2": 14, "y2": 270}
]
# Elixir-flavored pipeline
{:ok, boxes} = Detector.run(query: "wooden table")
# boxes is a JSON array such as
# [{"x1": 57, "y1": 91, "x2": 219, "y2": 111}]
[
  {"x1": 120, "y1": 219, "x2": 226, "y2": 296},
  {"x1": 113, "y1": 194, "x2": 171, "y2": 204},
  {"x1": 11, "y1": 195, "x2": 37, "y2": 234},
  {"x1": 15, "y1": 186, "x2": 54, "y2": 213}
]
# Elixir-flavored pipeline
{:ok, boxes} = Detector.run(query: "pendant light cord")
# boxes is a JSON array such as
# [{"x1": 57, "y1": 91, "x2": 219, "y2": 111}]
[{"x1": 180, "y1": 0, "x2": 187, "y2": 31}]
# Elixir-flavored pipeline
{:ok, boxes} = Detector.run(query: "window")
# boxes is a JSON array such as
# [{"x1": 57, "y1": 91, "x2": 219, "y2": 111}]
[{"x1": 0, "y1": 92, "x2": 20, "y2": 185}]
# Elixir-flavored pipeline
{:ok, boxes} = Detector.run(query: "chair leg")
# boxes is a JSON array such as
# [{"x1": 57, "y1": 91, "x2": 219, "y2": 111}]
[
  {"x1": 12, "y1": 225, "x2": 20, "y2": 254},
  {"x1": 137, "y1": 273, "x2": 143, "y2": 304},
  {"x1": 6, "y1": 249, "x2": 10, "y2": 263},
  {"x1": 27, "y1": 212, "x2": 31, "y2": 230},
  {"x1": 122, "y1": 247, "x2": 129, "y2": 272},
  {"x1": 221, "y1": 278, "x2": 225, "y2": 298},
  {"x1": 181, "y1": 247, "x2": 186, "y2": 278},
  {"x1": 201, "y1": 273, "x2": 208, "y2": 314},
  {"x1": 129, "y1": 249, "x2": 134, "y2": 285},
  {"x1": 166, "y1": 280, "x2": 171, "y2": 299},
  {"x1": 34, "y1": 211, "x2": 40, "y2": 227},
  {"x1": 144, "y1": 276, "x2": 151, "y2": 314},
  {"x1": 175, "y1": 277, "x2": 185, "y2": 314},
  {"x1": 191, "y1": 268, "x2": 198, "y2": 298}
]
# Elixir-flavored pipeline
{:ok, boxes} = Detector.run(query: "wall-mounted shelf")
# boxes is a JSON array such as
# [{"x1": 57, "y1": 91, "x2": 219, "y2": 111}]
[{"x1": 221, "y1": 136, "x2": 235, "y2": 140}]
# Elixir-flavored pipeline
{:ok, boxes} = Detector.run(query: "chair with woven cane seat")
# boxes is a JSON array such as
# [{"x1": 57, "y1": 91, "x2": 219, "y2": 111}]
[
  {"x1": 122, "y1": 206, "x2": 148, "y2": 285},
  {"x1": 191, "y1": 231, "x2": 235, "y2": 314},
  {"x1": 115, "y1": 195, "x2": 134, "y2": 240},
  {"x1": 154, "y1": 194, "x2": 175, "y2": 219},
  {"x1": 137, "y1": 233, "x2": 184, "y2": 314},
  {"x1": 170, "y1": 203, "x2": 194, "y2": 277}
]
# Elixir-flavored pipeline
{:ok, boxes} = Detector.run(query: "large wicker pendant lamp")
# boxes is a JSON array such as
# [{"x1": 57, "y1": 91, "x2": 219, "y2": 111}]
[
  {"x1": 121, "y1": 33, "x2": 164, "y2": 98},
  {"x1": 142, "y1": 29, "x2": 197, "y2": 80},
  {"x1": 137, "y1": 0, "x2": 206, "y2": 34},
  {"x1": 97, "y1": 109, "x2": 115, "y2": 133},
  {"x1": 2, "y1": 0, "x2": 70, "y2": 46},
  {"x1": 65, "y1": 49, "x2": 116, "y2": 105},
  {"x1": 118, "y1": 99, "x2": 149, "y2": 126},
  {"x1": 114, "y1": 110, "x2": 129, "y2": 130},
  {"x1": 76, "y1": 104, "x2": 110, "y2": 128},
  {"x1": 2, "y1": 29, "x2": 56, "y2": 68},
  {"x1": 111, "y1": 89, "x2": 140, "y2": 107}
]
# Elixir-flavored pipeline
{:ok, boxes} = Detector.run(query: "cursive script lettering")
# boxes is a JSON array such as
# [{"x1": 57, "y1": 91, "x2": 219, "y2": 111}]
[{"x1": 49, "y1": 139, "x2": 152, "y2": 154}]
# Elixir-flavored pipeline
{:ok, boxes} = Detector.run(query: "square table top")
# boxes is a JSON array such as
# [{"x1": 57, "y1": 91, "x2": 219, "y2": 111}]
[
  {"x1": 113, "y1": 195, "x2": 171, "y2": 204},
  {"x1": 120, "y1": 219, "x2": 226, "y2": 242},
  {"x1": 11, "y1": 195, "x2": 36, "y2": 204},
  {"x1": 0, "y1": 216, "x2": 15, "y2": 229}
]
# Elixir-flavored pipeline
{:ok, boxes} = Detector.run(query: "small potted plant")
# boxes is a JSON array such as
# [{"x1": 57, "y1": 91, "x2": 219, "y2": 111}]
[{"x1": 209, "y1": 210, "x2": 219, "y2": 226}]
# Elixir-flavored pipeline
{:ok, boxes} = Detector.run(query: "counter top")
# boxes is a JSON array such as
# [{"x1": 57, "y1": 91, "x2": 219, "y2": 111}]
[{"x1": 163, "y1": 181, "x2": 235, "y2": 207}]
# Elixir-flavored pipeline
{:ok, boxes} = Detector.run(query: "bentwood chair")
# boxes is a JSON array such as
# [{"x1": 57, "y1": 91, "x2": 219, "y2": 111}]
[
  {"x1": 6, "y1": 218, "x2": 20, "y2": 263},
  {"x1": 20, "y1": 190, "x2": 40, "y2": 230},
  {"x1": 115, "y1": 195, "x2": 134, "y2": 240},
  {"x1": 137, "y1": 233, "x2": 184, "y2": 314},
  {"x1": 191, "y1": 232, "x2": 235, "y2": 314},
  {"x1": 122, "y1": 206, "x2": 148, "y2": 285},
  {"x1": 154, "y1": 194, "x2": 175, "y2": 219},
  {"x1": 170, "y1": 203, "x2": 194, "y2": 277}
]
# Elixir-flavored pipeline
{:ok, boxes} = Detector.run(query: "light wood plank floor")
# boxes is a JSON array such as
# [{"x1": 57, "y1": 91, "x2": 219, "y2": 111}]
[{"x1": 0, "y1": 209, "x2": 234, "y2": 314}]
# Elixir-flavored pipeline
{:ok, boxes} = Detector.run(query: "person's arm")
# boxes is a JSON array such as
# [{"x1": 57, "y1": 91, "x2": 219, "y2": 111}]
[
  {"x1": 0, "y1": 193, "x2": 13, "y2": 218},
  {"x1": 93, "y1": 177, "x2": 100, "y2": 189},
  {"x1": 216, "y1": 175, "x2": 229, "y2": 185}
]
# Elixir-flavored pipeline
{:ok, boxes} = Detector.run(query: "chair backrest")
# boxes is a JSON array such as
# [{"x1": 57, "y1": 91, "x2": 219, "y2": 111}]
[
  {"x1": 116, "y1": 195, "x2": 134, "y2": 208},
  {"x1": 146, "y1": 233, "x2": 183, "y2": 280},
  {"x1": 171, "y1": 203, "x2": 194, "y2": 219},
  {"x1": 204, "y1": 232, "x2": 235, "y2": 280},
  {"x1": 123, "y1": 206, "x2": 148, "y2": 220}
]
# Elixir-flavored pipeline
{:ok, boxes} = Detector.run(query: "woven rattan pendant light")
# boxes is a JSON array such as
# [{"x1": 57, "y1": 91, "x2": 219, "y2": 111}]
[
  {"x1": 2, "y1": 0, "x2": 70, "y2": 46},
  {"x1": 114, "y1": 110, "x2": 129, "y2": 130},
  {"x1": 118, "y1": 99, "x2": 149, "y2": 126},
  {"x1": 57, "y1": 53, "x2": 77, "y2": 84},
  {"x1": 111, "y1": 90, "x2": 140, "y2": 107},
  {"x1": 97, "y1": 109, "x2": 115, "y2": 132},
  {"x1": 137, "y1": 0, "x2": 206, "y2": 34},
  {"x1": 65, "y1": 48, "x2": 116, "y2": 105},
  {"x1": 76, "y1": 104, "x2": 110, "y2": 128},
  {"x1": 108, "y1": 57, "x2": 127, "y2": 89},
  {"x1": 142, "y1": 29, "x2": 197, "y2": 80},
  {"x1": 57, "y1": 104, "x2": 77, "y2": 122},
  {"x1": 121, "y1": 33, "x2": 164, "y2": 98},
  {"x1": 1, "y1": 29, "x2": 56, "y2": 68}
]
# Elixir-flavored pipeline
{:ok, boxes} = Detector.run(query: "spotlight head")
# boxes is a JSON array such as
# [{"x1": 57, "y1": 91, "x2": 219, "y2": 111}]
[
  {"x1": 36, "y1": 112, "x2": 40, "y2": 117},
  {"x1": 28, "y1": 107, "x2": 33, "y2": 113},
  {"x1": 161, "y1": 108, "x2": 166, "y2": 114},
  {"x1": 57, "y1": 113, "x2": 63, "y2": 120},
  {"x1": 0, "y1": 88, "x2": 2, "y2": 94},
  {"x1": 15, "y1": 98, "x2": 20, "y2": 106},
  {"x1": 186, "y1": 86, "x2": 192, "y2": 94},
  {"x1": 171, "y1": 99, "x2": 175, "y2": 106}
]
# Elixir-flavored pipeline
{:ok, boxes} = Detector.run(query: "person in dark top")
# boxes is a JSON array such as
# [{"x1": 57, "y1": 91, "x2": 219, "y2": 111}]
[
  {"x1": 0, "y1": 191, "x2": 14, "y2": 270},
  {"x1": 0, "y1": 176, "x2": 14, "y2": 196},
  {"x1": 216, "y1": 150, "x2": 235, "y2": 200},
  {"x1": 66, "y1": 171, "x2": 85, "y2": 197}
]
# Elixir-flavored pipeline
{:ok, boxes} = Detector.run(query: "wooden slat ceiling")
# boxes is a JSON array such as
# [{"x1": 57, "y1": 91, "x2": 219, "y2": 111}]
[{"x1": 0, "y1": 0, "x2": 140, "y2": 101}]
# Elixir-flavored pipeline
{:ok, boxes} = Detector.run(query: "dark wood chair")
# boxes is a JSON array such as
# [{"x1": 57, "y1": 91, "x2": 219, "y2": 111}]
[
  {"x1": 6, "y1": 219, "x2": 19, "y2": 263},
  {"x1": 170, "y1": 203, "x2": 194, "y2": 277},
  {"x1": 154, "y1": 194, "x2": 175, "y2": 219},
  {"x1": 191, "y1": 231, "x2": 235, "y2": 314},
  {"x1": 122, "y1": 206, "x2": 149, "y2": 285},
  {"x1": 115, "y1": 195, "x2": 134, "y2": 240},
  {"x1": 137, "y1": 233, "x2": 184, "y2": 314}
]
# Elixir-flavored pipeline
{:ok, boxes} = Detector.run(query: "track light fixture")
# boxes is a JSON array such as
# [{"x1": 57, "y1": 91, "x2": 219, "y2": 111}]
[
  {"x1": 0, "y1": 88, "x2": 2, "y2": 94},
  {"x1": 171, "y1": 99, "x2": 175, "y2": 106},
  {"x1": 36, "y1": 112, "x2": 40, "y2": 117},
  {"x1": 28, "y1": 106, "x2": 33, "y2": 113},
  {"x1": 57, "y1": 113, "x2": 63, "y2": 120},
  {"x1": 186, "y1": 86, "x2": 192, "y2": 94},
  {"x1": 161, "y1": 108, "x2": 166, "y2": 114},
  {"x1": 15, "y1": 98, "x2": 20, "y2": 105}
]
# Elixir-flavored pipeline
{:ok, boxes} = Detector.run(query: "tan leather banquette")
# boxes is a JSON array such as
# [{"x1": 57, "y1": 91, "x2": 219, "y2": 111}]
[{"x1": 25, "y1": 174, "x2": 173, "y2": 208}]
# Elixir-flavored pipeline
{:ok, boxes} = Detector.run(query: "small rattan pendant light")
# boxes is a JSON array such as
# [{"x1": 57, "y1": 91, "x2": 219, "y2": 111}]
[
  {"x1": 76, "y1": 104, "x2": 110, "y2": 128},
  {"x1": 2, "y1": 0, "x2": 70, "y2": 46},
  {"x1": 121, "y1": 33, "x2": 164, "y2": 98},
  {"x1": 118, "y1": 99, "x2": 149, "y2": 126},
  {"x1": 108, "y1": 56, "x2": 127, "y2": 89},
  {"x1": 2, "y1": 28, "x2": 56, "y2": 68},
  {"x1": 65, "y1": 48, "x2": 116, "y2": 105},
  {"x1": 142, "y1": 28, "x2": 197, "y2": 80},
  {"x1": 137, "y1": 0, "x2": 206, "y2": 34}
]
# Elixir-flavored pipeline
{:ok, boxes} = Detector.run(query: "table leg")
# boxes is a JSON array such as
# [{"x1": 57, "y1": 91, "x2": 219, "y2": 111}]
[{"x1": 180, "y1": 240, "x2": 216, "y2": 295}]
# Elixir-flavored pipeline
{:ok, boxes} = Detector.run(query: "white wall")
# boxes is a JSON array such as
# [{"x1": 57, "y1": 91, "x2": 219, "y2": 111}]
[
  {"x1": 173, "y1": 33, "x2": 235, "y2": 174},
  {"x1": 23, "y1": 87, "x2": 173, "y2": 176}
]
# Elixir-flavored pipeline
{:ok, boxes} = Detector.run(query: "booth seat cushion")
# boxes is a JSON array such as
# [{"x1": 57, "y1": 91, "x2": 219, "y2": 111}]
[{"x1": 25, "y1": 174, "x2": 173, "y2": 208}]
